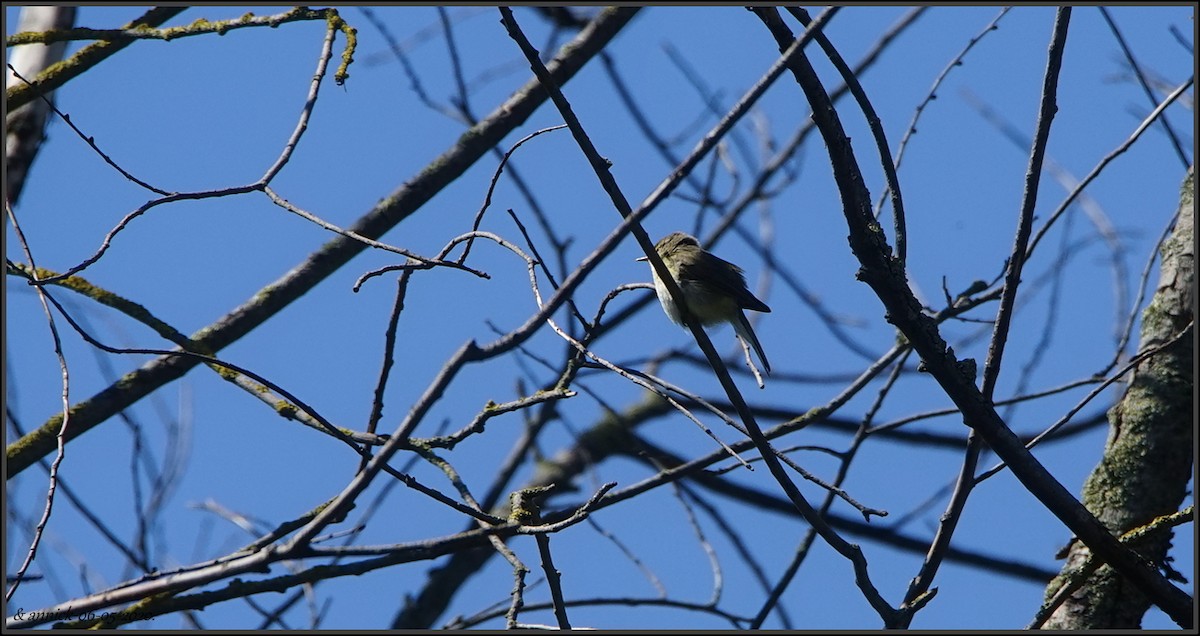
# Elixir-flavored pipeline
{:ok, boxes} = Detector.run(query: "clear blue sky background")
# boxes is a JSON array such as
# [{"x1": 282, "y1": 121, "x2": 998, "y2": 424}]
[{"x1": 5, "y1": 5, "x2": 1195, "y2": 630}]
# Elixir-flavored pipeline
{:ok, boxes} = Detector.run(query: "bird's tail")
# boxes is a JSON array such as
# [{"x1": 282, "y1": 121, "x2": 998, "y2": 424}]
[{"x1": 733, "y1": 311, "x2": 770, "y2": 374}]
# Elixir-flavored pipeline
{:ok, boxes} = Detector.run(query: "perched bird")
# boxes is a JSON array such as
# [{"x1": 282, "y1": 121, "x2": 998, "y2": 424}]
[{"x1": 638, "y1": 232, "x2": 771, "y2": 373}]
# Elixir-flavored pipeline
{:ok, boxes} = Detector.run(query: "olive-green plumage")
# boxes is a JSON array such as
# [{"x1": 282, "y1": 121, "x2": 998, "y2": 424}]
[{"x1": 638, "y1": 232, "x2": 771, "y2": 373}]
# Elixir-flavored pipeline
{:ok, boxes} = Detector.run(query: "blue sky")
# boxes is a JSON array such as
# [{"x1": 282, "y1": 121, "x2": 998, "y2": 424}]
[{"x1": 5, "y1": 5, "x2": 1195, "y2": 630}]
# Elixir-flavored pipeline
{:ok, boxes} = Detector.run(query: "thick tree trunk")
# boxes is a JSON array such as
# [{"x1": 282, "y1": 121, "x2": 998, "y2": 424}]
[
  {"x1": 5, "y1": 6, "x2": 76, "y2": 205},
  {"x1": 1043, "y1": 167, "x2": 1194, "y2": 628}
]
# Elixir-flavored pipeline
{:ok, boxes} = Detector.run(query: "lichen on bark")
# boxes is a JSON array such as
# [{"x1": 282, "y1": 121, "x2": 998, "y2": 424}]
[{"x1": 1043, "y1": 167, "x2": 1194, "y2": 629}]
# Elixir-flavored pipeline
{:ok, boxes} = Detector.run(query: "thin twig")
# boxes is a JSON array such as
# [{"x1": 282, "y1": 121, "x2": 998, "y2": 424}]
[
  {"x1": 1098, "y1": 7, "x2": 1190, "y2": 167},
  {"x1": 1025, "y1": 76, "x2": 1194, "y2": 260},
  {"x1": 4, "y1": 202, "x2": 72, "y2": 601}
]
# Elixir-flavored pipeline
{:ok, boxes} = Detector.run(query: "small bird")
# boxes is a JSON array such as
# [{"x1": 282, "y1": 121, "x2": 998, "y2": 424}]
[{"x1": 638, "y1": 231, "x2": 772, "y2": 373}]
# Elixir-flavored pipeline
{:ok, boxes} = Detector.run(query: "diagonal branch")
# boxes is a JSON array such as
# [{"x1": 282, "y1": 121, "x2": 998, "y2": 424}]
[
  {"x1": 751, "y1": 5, "x2": 1194, "y2": 629},
  {"x1": 6, "y1": 7, "x2": 642, "y2": 478},
  {"x1": 900, "y1": 9, "x2": 1073, "y2": 619},
  {"x1": 6, "y1": 7, "x2": 186, "y2": 111}
]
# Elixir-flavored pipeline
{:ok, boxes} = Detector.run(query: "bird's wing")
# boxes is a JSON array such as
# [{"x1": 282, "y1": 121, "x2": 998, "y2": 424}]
[{"x1": 679, "y1": 252, "x2": 771, "y2": 313}]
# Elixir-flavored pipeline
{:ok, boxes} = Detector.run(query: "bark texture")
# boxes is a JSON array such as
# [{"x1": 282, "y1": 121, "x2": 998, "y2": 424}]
[
  {"x1": 1043, "y1": 167, "x2": 1194, "y2": 628},
  {"x1": 5, "y1": 6, "x2": 77, "y2": 205}
]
